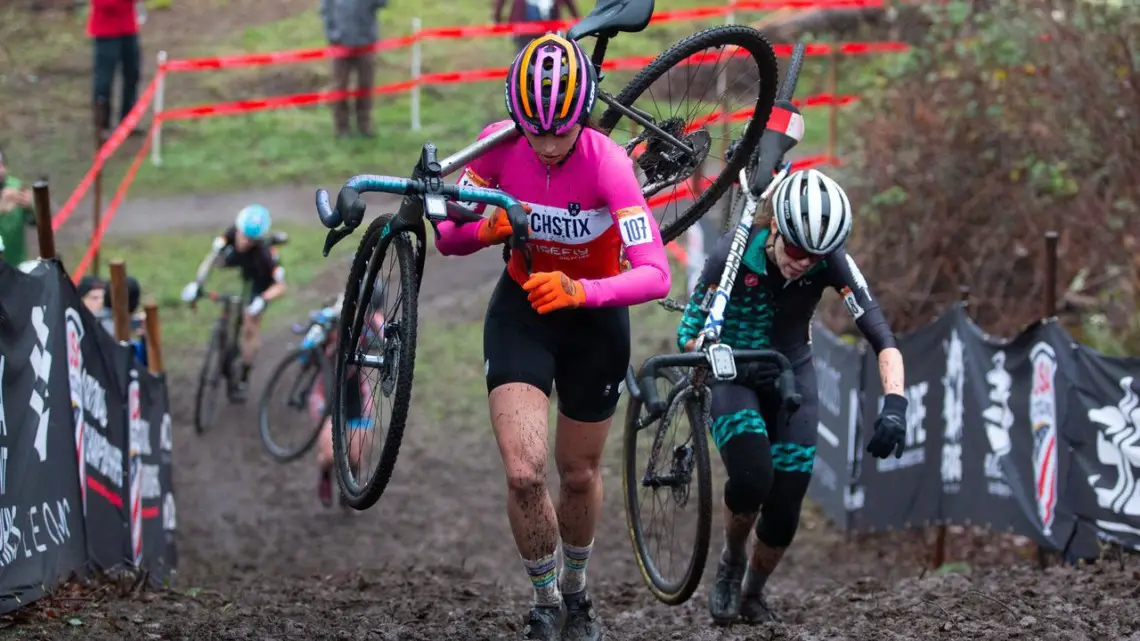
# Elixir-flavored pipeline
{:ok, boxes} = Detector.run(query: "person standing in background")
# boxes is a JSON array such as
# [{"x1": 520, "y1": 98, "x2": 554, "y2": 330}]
[
  {"x1": 88, "y1": 0, "x2": 144, "y2": 139},
  {"x1": 0, "y1": 147, "x2": 34, "y2": 266},
  {"x1": 494, "y1": 0, "x2": 579, "y2": 54},
  {"x1": 321, "y1": 0, "x2": 388, "y2": 139}
]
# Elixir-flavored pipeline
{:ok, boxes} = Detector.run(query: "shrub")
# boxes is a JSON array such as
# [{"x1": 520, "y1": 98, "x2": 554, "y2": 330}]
[{"x1": 822, "y1": 0, "x2": 1140, "y2": 350}]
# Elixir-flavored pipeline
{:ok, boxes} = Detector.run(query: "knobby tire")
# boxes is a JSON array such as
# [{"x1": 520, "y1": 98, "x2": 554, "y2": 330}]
[
  {"x1": 333, "y1": 214, "x2": 418, "y2": 510},
  {"x1": 193, "y1": 324, "x2": 224, "y2": 435},
  {"x1": 598, "y1": 25, "x2": 779, "y2": 244},
  {"x1": 258, "y1": 346, "x2": 332, "y2": 463},
  {"x1": 622, "y1": 367, "x2": 713, "y2": 605}
]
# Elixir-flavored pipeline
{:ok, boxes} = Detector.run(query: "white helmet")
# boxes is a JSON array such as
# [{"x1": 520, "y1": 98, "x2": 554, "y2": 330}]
[{"x1": 772, "y1": 169, "x2": 852, "y2": 256}]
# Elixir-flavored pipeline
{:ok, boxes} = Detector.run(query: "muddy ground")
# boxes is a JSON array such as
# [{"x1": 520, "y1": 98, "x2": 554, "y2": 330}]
[{"x1": 4, "y1": 236, "x2": 1139, "y2": 640}]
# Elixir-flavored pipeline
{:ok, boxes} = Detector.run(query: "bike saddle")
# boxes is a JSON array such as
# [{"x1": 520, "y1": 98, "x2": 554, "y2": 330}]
[{"x1": 567, "y1": 0, "x2": 655, "y2": 40}]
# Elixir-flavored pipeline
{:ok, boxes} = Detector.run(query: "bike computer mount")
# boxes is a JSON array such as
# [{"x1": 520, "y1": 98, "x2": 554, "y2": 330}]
[
  {"x1": 418, "y1": 143, "x2": 448, "y2": 222},
  {"x1": 705, "y1": 342, "x2": 737, "y2": 381}
]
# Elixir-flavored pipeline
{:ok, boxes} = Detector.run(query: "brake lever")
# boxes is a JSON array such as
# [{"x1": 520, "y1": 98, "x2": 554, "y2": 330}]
[
  {"x1": 505, "y1": 203, "x2": 533, "y2": 275},
  {"x1": 322, "y1": 227, "x2": 353, "y2": 257}
]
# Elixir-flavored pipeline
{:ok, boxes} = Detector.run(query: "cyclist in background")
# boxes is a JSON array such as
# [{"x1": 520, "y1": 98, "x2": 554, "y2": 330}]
[
  {"x1": 181, "y1": 205, "x2": 287, "y2": 401},
  {"x1": 432, "y1": 34, "x2": 670, "y2": 641},
  {"x1": 677, "y1": 168, "x2": 907, "y2": 625},
  {"x1": 312, "y1": 285, "x2": 385, "y2": 508}
]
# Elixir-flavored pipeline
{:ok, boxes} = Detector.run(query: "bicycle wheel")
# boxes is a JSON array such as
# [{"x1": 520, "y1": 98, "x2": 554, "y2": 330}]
[
  {"x1": 333, "y1": 214, "x2": 418, "y2": 510},
  {"x1": 599, "y1": 25, "x2": 778, "y2": 244},
  {"x1": 193, "y1": 324, "x2": 225, "y2": 435},
  {"x1": 623, "y1": 366, "x2": 713, "y2": 605},
  {"x1": 257, "y1": 346, "x2": 331, "y2": 463}
]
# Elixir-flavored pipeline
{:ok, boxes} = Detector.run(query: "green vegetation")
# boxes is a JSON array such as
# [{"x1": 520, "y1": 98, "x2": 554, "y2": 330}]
[{"x1": 60, "y1": 221, "x2": 355, "y2": 367}]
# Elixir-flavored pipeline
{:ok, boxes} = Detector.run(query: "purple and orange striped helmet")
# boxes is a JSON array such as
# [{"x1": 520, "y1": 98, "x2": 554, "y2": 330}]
[{"x1": 505, "y1": 34, "x2": 598, "y2": 137}]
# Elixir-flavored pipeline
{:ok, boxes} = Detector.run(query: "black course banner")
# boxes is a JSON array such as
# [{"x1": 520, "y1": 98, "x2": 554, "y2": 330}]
[
  {"x1": 1069, "y1": 347, "x2": 1140, "y2": 551},
  {"x1": 134, "y1": 368, "x2": 177, "y2": 583},
  {"x1": 58, "y1": 273, "x2": 132, "y2": 571},
  {"x1": 808, "y1": 323, "x2": 862, "y2": 530},
  {"x1": 851, "y1": 308, "x2": 952, "y2": 533},
  {"x1": 0, "y1": 263, "x2": 88, "y2": 613}
]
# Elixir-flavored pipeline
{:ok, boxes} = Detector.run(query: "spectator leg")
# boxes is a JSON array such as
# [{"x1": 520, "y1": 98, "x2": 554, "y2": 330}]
[
  {"x1": 355, "y1": 53, "x2": 376, "y2": 137},
  {"x1": 330, "y1": 57, "x2": 351, "y2": 137},
  {"x1": 92, "y1": 37, "x2": 119, "y2": 134},
  {"x1": 120, "y1": 34, "x2": 142, "y2": 124}
]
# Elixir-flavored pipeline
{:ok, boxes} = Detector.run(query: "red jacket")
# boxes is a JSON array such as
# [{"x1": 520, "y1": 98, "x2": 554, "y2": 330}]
[{"x1": 88, "y1": 0, "x2": 138, "y2": 38}]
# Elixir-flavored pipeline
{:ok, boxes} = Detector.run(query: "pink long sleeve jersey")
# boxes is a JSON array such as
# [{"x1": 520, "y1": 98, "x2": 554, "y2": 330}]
[{"x1": 435, "y1": 120, "x2": 672, "y2": 308}]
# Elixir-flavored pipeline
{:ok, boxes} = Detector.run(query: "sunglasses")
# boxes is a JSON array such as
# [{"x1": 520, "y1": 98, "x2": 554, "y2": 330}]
[{"x1": 779, "y1": 236, "x2": 824, "y2": 262}]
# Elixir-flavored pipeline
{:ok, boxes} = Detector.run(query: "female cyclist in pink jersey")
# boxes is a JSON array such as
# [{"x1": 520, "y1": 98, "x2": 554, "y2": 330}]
[{"x1": 433, "y1": 33, "x2": 671, "y2": 641}]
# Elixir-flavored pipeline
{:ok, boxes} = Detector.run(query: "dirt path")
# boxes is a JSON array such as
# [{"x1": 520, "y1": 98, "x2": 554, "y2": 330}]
[{"x1": 12, "y1": 226, "x2": 1140, "y2": 639}]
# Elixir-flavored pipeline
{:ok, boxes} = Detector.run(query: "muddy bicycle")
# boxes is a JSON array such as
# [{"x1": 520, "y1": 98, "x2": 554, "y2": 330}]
[
  {"x1": 191, "y1": 290, "x2": 250, "y2": 435},
  {"x1": 621, "y1": 43, "x2": 810, "y2": 605},
  {"x1": 314, "y1": 0, "x2": 782, "y2": 510},
  {"x1": 256, "y1": 297, "x2": 340, "y2": 462}
]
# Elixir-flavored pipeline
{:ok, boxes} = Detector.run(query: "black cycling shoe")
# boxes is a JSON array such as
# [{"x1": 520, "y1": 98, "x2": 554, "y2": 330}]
[
  {"x1": 523, "y1": 605, "x2": 563, "y2": 640},
  {"x1": 740, "y1": 593, "x2": 781, "y2": 624},
  {"x1": 709, "y1": 558, "x2": 746, "y2": 625},
  {"x1": 561, "y1": 590, "x2": 602, "y2": 641},
  {"x1": 230, "y1": 381, "x2": 249, "y2": 403}
]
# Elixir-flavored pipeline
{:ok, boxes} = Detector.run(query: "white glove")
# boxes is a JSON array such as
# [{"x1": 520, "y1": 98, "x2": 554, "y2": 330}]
[
  {"x1": 180, "y1": 281, "x2": 199, "y2": 303},
  {"x1": 246, "y1": 296, "x2": 266, "y2": 318}
]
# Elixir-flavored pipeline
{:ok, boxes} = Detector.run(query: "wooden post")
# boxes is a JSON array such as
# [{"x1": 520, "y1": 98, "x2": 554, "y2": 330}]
[
  {"x1": 32, "y1": 180, "x2": 56, "y2": 260},
  {"x1": 827, "y1": 47, "x2": 839, "y2": 163},
  {"x1": 1043, "y1": 231, "x2": 1059, "y2": 318},
  {"x1": 143, "y1": 301, "x2": 164, "y2": 375},
  {"x1": 108, "y1": 260, "x2": 131, "y2": 342},
  {"x1": 93, "y1": 98, "x2": 109, "y2": 278}
]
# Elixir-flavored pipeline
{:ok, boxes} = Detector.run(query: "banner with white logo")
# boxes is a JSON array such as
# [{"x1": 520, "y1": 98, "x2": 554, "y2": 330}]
[
  {"x1": 1070, "y1": 348, "x2": 1140, "y2": 551},
  {"x1": 808, "y1": 325, "x2": 862, "y2": 529},
  {"x1": 0, "y1": 263, "x2": 88, "y2": 613},
  {"x1": 0, "y1": 261, "x2": 178, "y2": 612},
  {"x1": 807, "y1": 307, "x2": 1104, "y2": 559}
]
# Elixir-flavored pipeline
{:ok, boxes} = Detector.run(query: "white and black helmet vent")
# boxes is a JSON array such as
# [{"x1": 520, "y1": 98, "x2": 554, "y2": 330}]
[{"x1": 772, "y1": 168, "x2": 853, "y2": 256}]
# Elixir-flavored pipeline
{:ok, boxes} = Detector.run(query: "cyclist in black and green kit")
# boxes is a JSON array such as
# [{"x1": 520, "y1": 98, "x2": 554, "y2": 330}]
[{"x1": 677, "y1": 168, "x2": 909, "y2": 625}]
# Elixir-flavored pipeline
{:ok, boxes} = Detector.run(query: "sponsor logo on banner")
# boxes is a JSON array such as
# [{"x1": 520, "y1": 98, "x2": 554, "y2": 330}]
[
  {"x1": 64, "y1": 307, "x2": 118, "y2": 514},
  {"x1": 1086, "y1": 376, "x2": 1140, "y2": 539},
  {"x1": 875, "y1": 382, "x2": 928, "y2": 472},
  {"x1": 30, "y1": 307, "x2": 52, "y2": 463},
  {"x1": 128, "y1": 372, "x2": 143, "y2": 566},
  {"x1": 983, "y1": 351, "x2": 1014, "y2": 497},
  {"x1": 1029, "y1": 342, "x2": 1059, "y2": 536},
  {"x1": 941, "y1": 329, "x2": 965, "y2": 492},
  {"x1": 0, "y1": 355, "x2": 7, "y2": 498}
]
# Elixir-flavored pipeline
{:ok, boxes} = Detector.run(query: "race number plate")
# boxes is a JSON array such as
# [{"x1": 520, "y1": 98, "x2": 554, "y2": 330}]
[
  {"x1": 424, "y1": 193, "x2": 448, "y2": 221},
  {"x1": 706, "y1": 343, "x2": 737, "y2": 381}
]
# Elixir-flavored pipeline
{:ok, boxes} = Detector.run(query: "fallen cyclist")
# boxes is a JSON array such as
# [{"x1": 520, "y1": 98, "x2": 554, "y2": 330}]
[
  {"x1": 676, "y1": 168, "x2": 908, "y2": 625},
  {"x1": 180, "y1": 204, "x2": 287, "y2": 401}
]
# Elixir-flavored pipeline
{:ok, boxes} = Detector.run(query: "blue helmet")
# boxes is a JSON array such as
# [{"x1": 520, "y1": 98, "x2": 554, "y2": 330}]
[{"x1": 236, "y1": 204, "x2": 271, "y2": 241}]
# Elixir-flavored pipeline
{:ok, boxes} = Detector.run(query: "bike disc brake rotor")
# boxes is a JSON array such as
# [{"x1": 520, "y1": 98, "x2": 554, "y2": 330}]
[
  {"x1": 637, "y1": 119, "x2": 713, "y2": 188},
  {"x1": 670, "y1": 443, "x2": 695, "y2": 506}
]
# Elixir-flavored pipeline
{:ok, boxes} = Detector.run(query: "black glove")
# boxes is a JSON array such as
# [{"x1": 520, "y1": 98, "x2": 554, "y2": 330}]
[
  {"x1": 867, "y1": 393, "x2": 907, "y2": 459},
  {"x1": 738, "y1": 359, "x2": 783, "y2": 388}
]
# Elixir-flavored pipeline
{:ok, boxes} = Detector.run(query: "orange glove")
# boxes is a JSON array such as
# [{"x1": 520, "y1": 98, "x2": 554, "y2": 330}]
[
  {"x1": 523, "y1": 271, "x2": 587, "y2": 314},
  {"x1": 476, "y1": 204, "x2": 531, "y2": 246}
]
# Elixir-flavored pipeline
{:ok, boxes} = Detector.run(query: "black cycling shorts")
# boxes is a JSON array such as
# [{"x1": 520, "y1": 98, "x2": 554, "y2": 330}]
[
  {"x1": 483, "y1": 271, "x2": 631, "y2": 423},
  {"x1": 710, "y1": 356, "x2": 819, "y2": 474}
]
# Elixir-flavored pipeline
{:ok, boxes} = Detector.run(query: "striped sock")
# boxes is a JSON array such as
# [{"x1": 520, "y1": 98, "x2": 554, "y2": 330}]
[
  {"x1": 560, "y1": 539, "x2": 593, "y2": 595},
  {"x1": 522, "y1": 552, "x2": 561, "y2": 606}
]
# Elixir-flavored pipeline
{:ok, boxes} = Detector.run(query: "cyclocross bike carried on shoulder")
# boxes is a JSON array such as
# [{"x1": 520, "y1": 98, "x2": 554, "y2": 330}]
[
  {"x1": 314, "y1": 0, "x2": 782, "y2": 511},
  {"x1": 621, "y1": 43, "x2": 809, "y2": 606},
  {"x1": 256, "y1": 297, "x2": 340, "y2": 463}
]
